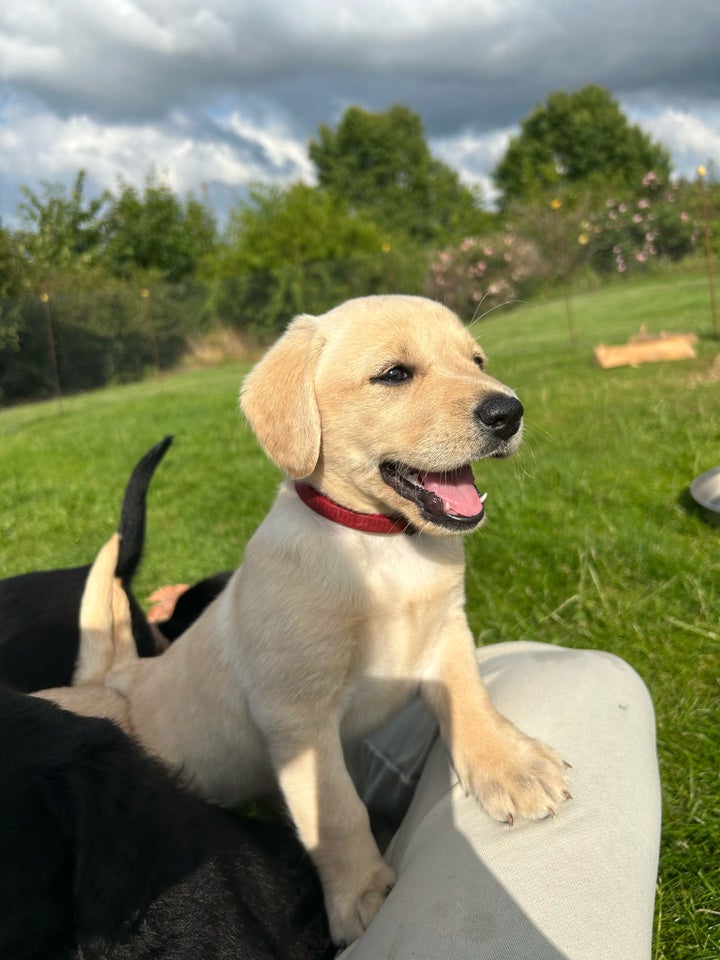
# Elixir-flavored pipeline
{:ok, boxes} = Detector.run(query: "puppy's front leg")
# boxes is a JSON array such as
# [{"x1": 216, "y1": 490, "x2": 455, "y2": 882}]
[
  {"x1": 423, "y1": 621, "x2": 571, "y2": 825},
  {"x1": 273, "y1": 727, "x2": 396, "y2": 946}
]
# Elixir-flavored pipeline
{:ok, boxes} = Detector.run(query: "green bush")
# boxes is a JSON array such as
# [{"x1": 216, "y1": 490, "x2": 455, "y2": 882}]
[{"x1": 207, "y1": 249, "x2": 429, "y2": 337}]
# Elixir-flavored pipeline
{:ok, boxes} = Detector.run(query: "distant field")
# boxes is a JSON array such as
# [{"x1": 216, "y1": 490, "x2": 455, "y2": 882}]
[{"x1": 1, "y1": 272, "x2": 718, "y2": 958}]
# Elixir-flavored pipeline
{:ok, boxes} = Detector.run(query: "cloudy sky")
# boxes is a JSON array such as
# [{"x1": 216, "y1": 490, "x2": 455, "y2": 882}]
[{"x1": 1, "y1": 0, "x2": 719, "y2": 225}]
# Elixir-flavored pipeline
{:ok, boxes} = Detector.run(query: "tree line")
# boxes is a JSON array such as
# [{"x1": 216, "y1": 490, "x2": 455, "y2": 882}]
[{"x1": 1, "y1": 86, "x2": 716, "y2": 403}]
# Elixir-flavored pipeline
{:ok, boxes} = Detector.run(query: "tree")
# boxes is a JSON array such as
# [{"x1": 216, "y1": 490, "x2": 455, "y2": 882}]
[
  {"x1": 0, "y1": 225, "x2": 25, "y2": 301},
  {"x1": 309, "y1": 105, "x2": 492, "y2": 245},
  {"x1": 16, "y1": 170, "x2": 109, "y2": 277},
  {"x1": 493, "y1": 85, "x2": 672, "y2": 208},
  {"x1": 102, "y1": 173, "x2": 217, "y2": 283},
  {"x1": 218, "y1": 182, "x2": 386, "y2": 271},
  {"x1": 0, "y1": 225, "x2": 27, "y2": 380},
  {"x1": 3, "y1": 171, "x2": 206, "y2": 404},
  {"x1": 201, "y1": 182, "x2": 427, "y2": 332},
  {"x1": 508, "y1": 193, "x2": 595, "y2": 344}
]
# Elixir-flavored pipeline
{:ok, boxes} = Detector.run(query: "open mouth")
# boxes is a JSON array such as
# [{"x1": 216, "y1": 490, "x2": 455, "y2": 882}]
[{"x1": 379, "y1": 462, "x2": 487, "y2": 531}]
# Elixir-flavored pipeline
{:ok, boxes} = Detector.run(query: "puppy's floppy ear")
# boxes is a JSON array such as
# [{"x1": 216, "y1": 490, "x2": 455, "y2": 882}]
[{"x1": 240, "y1": 315, "x2": 323, "y2": 478}]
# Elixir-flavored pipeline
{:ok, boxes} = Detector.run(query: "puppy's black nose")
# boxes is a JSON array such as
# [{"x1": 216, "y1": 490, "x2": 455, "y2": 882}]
[{"x1": 475, "y1": 394, "x2": 524, "y2": 440}]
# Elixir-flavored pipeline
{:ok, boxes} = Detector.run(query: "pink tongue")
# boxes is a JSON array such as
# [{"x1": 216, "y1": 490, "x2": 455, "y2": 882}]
[{"x1": 421, "y1": 466, "x2": 484, "y2": 517}]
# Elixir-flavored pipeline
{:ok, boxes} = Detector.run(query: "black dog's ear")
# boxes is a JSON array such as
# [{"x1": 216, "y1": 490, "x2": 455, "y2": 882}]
[{"x1": 240, "y1": 315, "x2": 324, "y2": 479}]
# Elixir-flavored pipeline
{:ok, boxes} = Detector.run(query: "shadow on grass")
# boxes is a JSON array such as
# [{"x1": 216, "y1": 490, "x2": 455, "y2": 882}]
[{"x1": 677, "y1": 487, "x2": 720, "y2": 527}]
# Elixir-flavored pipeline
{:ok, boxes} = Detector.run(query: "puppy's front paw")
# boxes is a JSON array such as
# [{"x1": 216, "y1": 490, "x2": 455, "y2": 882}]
[
  {"x1": 326, "y1": 862, "x2": 396, "y2": 947},
  {"x1": 455, "y1": 721, "x2": 571, "y2": 825}
]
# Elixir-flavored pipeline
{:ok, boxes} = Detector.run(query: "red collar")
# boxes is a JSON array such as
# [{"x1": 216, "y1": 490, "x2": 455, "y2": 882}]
[{"x1": 294, "y1": 483, "x2": 410, "y2": 535}]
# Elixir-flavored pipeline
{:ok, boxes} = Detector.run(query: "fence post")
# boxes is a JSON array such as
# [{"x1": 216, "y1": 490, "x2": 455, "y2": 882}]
[
  {"x1": 140, "y1": 287, "x2": 163, "y2": 384},
  {"x1": 40, "y1": 292, "x2": 63, "y2": 412},
  {"x1": 698, "y1": 166, "x2": 718, "y2": 337}
]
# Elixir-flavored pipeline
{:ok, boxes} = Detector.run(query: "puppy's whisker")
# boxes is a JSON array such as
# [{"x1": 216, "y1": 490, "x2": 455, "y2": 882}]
[
  {"x1": 412, "y1": 517, "x2": 436, "y2": 543},
  {"x1": 467, "y1": 289, "x2": 496, "y2": 327},
  {"x1": 522, "y1": 417, "x2": 553, "y2": 444},
  {"x1": 467, "y1": 298, "x2": 527, "y2": 332}
]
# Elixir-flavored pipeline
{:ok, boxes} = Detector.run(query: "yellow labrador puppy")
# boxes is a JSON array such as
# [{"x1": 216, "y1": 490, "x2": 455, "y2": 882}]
[{"x1": 97, "y1": 295, "x2": 569, "y2": 945}]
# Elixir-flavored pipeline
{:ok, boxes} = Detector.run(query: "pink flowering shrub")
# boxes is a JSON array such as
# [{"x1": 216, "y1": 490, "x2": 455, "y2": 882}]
[
  {"x1": 426, "y1": 232, "x2": 545, "y2": 317},
  {"x1": 426, "y1": 173, "x2": 703, "y2": 315},
  {"x1": 589, "y1": 172, "x2": 699, "y2": 274}
]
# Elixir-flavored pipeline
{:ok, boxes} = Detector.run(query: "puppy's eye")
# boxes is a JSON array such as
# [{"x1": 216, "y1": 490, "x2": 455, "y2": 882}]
[
  {"x1": 473, "y1": 355, "x2": 486, "y2": 371},
  {"x1": 374, "y1": 365, "x2": 413, "y2": 384}
]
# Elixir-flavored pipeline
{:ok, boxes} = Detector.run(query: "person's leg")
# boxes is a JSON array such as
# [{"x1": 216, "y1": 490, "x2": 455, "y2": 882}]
[
  {"x1": 342, "y1": 642, "x2": 661, "y2": 960},
  {"x1": 345, "y1": 695, "x2": 440, "y2": 852}
]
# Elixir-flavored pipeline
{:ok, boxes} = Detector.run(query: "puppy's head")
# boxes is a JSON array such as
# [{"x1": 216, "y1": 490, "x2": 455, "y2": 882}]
[{"x1": 241, "y1": 295, "x2": 523, "y2": 536}]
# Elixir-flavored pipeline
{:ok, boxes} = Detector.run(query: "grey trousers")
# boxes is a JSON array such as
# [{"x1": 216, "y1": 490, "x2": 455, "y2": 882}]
[{"x1": 341, "y1": 642, "x2": 661, "y2": 960}]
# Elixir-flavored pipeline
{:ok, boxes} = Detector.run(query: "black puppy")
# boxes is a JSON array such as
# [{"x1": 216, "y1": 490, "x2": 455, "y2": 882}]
[
  {"x1": 0, "y1": 437, "x2": 173, "y2": 690},
  {"x1": 155, "y1": 570, "x2": 233, "y2": 641},
  {"x1": 0, "y1": 436, "x2": 233, "y2": 691},
  {"x1": 0, "y1": 689, "x2": 333, "y2": 960}
]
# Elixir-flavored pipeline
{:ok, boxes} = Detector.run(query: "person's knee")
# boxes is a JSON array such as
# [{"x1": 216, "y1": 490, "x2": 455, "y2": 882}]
[
  {"x1": 476, "y1": 642, "x2": 656, "y2": 743},
  {"x1": 559, "y1": 647, "x2": 654, "y2": 709}
]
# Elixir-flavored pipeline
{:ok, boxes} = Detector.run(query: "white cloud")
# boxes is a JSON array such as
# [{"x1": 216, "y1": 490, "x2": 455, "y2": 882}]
[
  {"x1": 223, "y1": 113, "x2": 315, "y2": 183},
  {"x1": 1, "y1": 0, "x2": 719, "y2": 221},
  {"x1": 632, "y1": 107, "x2": 720, "y2": 178},
  {"x1": 0, "y1": 96, "x2": 312, "y2": 222},
  {"x1": 432, "y1": 128, "x2": 514, "y2": 205}
]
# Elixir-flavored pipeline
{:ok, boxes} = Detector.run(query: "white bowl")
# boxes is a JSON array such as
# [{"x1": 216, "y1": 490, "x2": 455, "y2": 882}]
[{"x1": 690, "y1": 466, "x2": 720, "y2": 513}]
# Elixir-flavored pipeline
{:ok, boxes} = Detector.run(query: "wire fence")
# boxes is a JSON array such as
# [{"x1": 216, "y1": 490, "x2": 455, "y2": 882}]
[
  {"x1": 0, "y1": 286, "x2": 199, "y2": 408},
  {"x1": 0, "y1": 251, "x2": 432, "y2": 409}
]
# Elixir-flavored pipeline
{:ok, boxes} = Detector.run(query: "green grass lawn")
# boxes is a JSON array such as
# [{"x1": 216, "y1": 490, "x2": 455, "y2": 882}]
[{"x1": 1, "y1": 272, "x2": 719, "y2": 958}]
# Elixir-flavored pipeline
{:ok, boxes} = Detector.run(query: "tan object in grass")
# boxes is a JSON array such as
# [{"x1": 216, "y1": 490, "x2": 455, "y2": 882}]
[{"x1": 594, "y1": 324, "x2": 698, "y2": 369}]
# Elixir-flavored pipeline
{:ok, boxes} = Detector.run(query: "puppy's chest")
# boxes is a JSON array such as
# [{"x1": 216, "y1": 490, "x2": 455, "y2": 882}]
[
  {"x1": 348, "y1": 550, "x2": 465, "y2": 682},
  {"x1": 352, "y1": 550, "x2": 464, "y2": 644},
  {"x1": 364, "y1": 585, "x2": 449, "y2": 650},
  {"x1": 339, "y1": 584, "x2": 456, "y2": 739}
]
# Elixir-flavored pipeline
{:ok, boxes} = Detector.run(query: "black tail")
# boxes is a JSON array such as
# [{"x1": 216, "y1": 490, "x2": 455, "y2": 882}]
[{"x1": 116, "y1": 437, "x2": 173, "y2": 584}]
